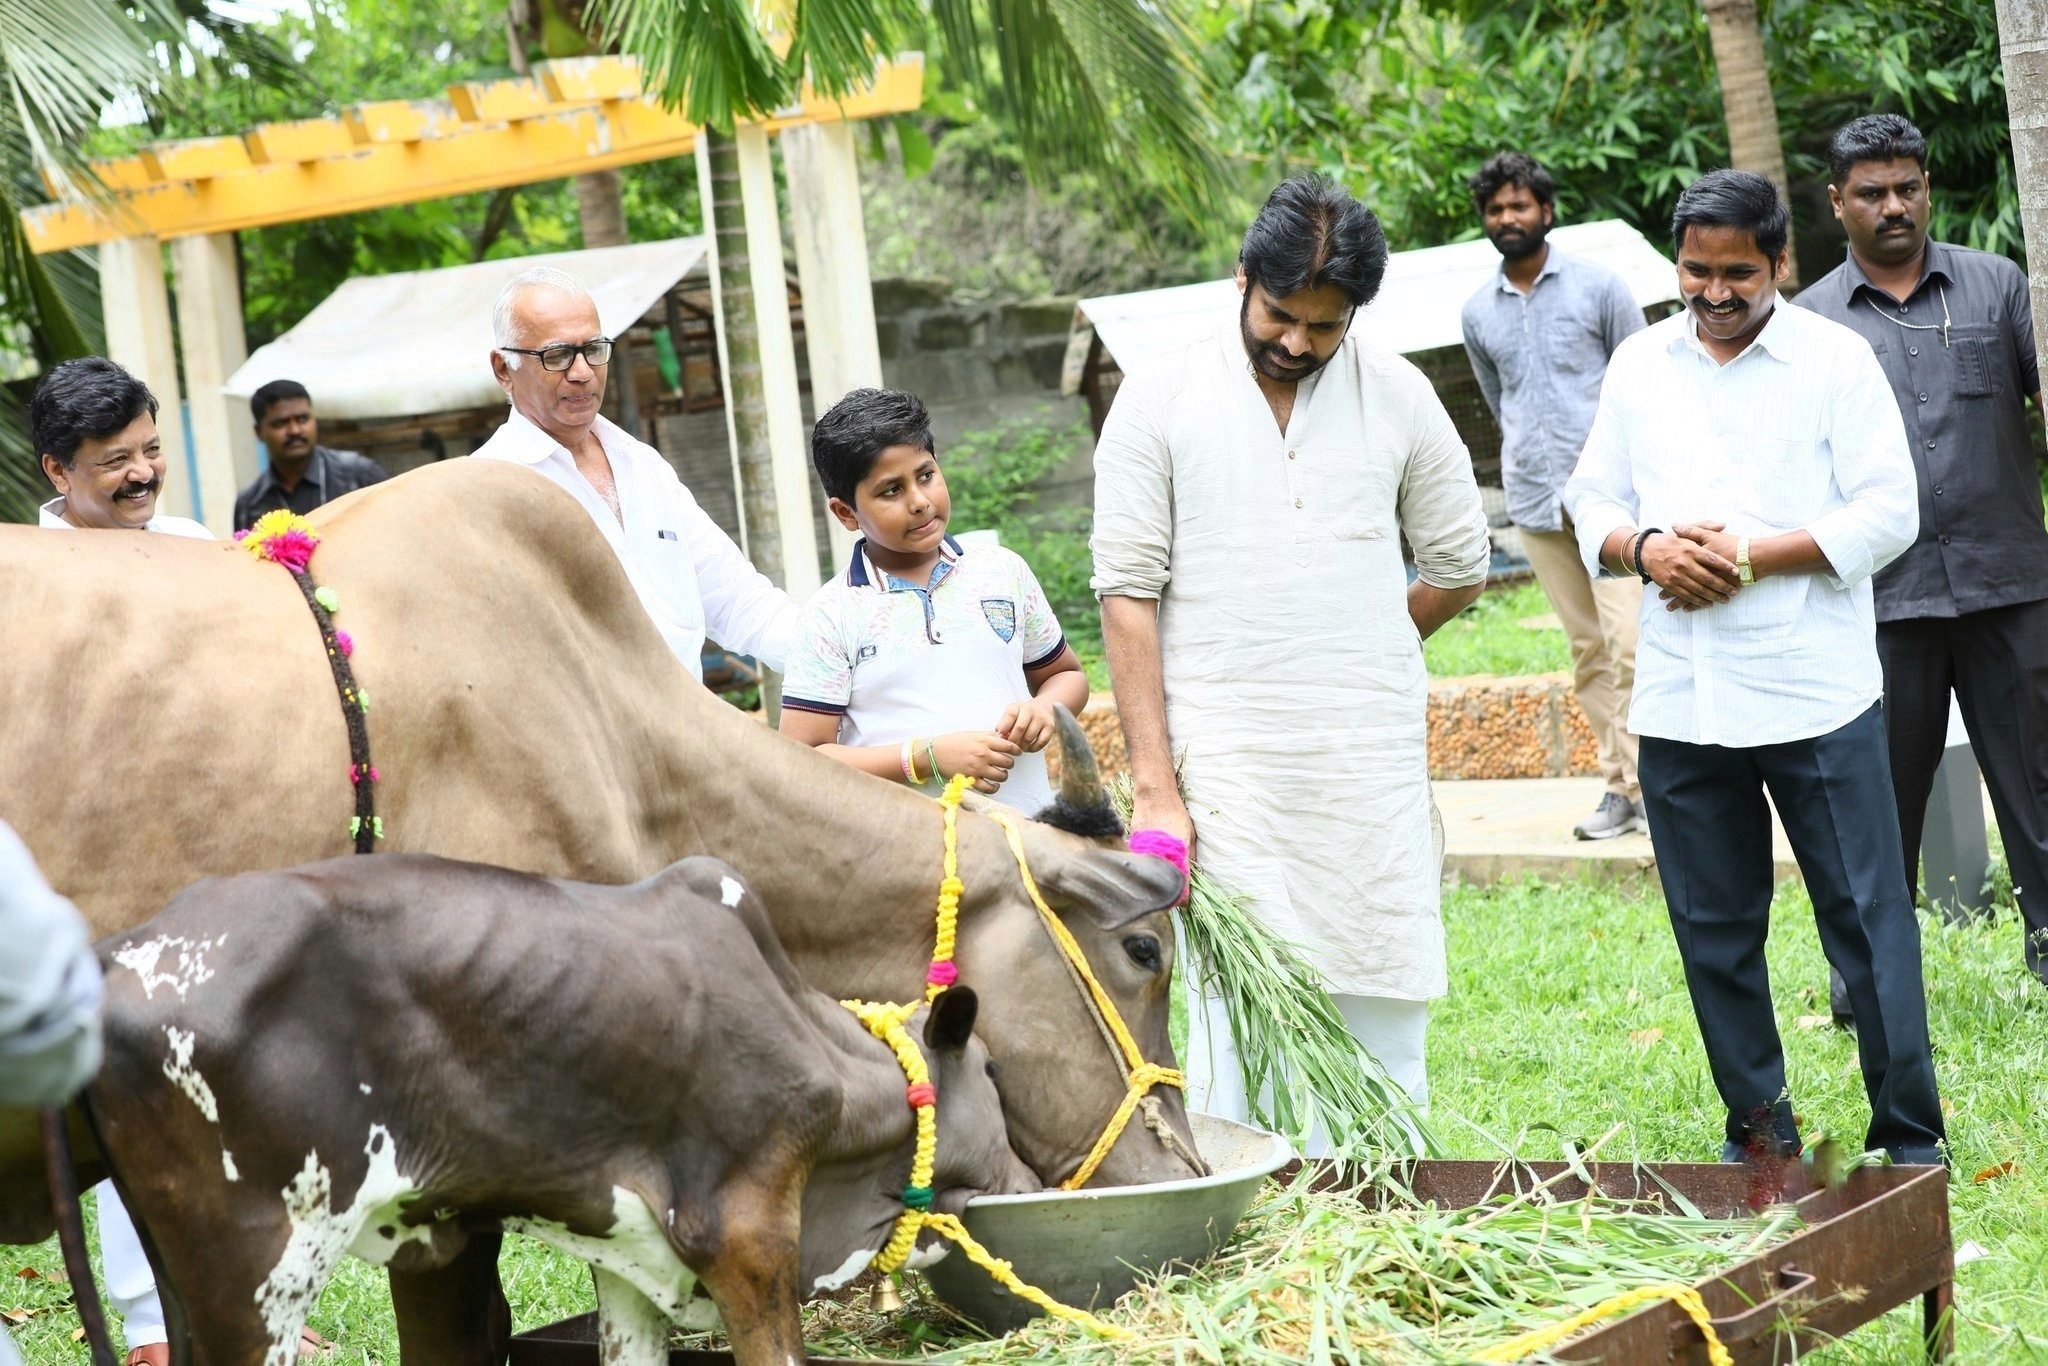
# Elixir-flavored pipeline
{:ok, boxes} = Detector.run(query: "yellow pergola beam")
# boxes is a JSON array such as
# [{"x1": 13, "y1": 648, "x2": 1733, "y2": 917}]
[
  {"x1": 26, "y1": 54, "x2": 922, "y2": 254},
  {"x1": 245, "y1": 117, "x2": 360, "y2": 164},
  {"x1": 343, "y1": 99, "x2": 467, "y2": 146},
  {"x1": 140, "y1": 136, "x2": 251, "y2": 182}
]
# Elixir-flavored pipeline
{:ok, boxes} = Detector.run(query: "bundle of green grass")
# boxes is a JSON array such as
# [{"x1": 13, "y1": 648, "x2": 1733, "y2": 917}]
[{"x1": 1112, "y1": 777, "x2": 1431, "y2": 1158}]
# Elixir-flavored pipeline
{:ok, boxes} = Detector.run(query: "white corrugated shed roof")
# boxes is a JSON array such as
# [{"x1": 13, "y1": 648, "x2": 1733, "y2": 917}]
[
  {"x1": 224, "y1": 237, "x2": 709, "y2": 420},
  {"x1": 1077, "y1": 219, "x2": 1677, "y2": 372}
]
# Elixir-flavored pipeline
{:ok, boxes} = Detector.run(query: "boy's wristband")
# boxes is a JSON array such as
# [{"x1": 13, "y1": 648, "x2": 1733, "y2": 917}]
[
  {"x1": 925, "y1": 738, "x2": 942, "y2": 782},
  {"x1": 901, "y1": 739, "x2": 922, "y2": 785}
]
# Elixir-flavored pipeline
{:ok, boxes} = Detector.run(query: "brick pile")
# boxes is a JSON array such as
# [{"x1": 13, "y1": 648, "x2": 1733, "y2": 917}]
[{"x1": 1050, "y1": 680, "x2": 1599, "y2": 785}]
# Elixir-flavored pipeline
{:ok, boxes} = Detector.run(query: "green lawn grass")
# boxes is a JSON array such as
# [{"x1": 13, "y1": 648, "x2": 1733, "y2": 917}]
[
  {"x1": 1433, "y1": 876, "x2": 2048, "y2": 1364},
  {"x1": 1423, "y1": 579, "x2": 1572, "y2": 679},
  {"x1": 11, "y1": 874, "x2": 2042, "y2": 1363}
]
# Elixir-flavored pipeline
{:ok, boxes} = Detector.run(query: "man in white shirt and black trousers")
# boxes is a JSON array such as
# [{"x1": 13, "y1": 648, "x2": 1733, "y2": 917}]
[{"x1": 1565, "y1": 169, "x2": 1946, "y2": 1167}]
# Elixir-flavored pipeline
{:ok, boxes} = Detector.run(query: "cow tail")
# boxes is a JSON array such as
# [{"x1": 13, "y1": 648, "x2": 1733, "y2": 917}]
[{"x1": 39, "y1": 1107, "x2": 121, "y2": 1366}]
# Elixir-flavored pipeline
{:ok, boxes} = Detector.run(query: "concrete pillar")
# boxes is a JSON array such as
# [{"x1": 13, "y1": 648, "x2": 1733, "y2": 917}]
[
  {"x1": 97, "y1": 236, "x2": 192, "y2": 521},
  {"x1": 734, "y1": 121, "x2": 820, "y2": 597},
  {"x1": 782, "y1": 120, "x2": 883, "y2": 571},
  {"x1": 171, "y1": 233, "x2": 254, "y2": 537},
  {"x1": 1923, "y1": 699, "x2": 1991, "y2": 923}
]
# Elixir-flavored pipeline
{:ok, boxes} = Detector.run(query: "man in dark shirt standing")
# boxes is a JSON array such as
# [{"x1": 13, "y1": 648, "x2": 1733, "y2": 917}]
[
  {"x1": 1801, "y1": 114, "x2": 2048, "y2": 988},
  {"x1": 232, "y1": 379, "x2": 390, "y2": 532}
]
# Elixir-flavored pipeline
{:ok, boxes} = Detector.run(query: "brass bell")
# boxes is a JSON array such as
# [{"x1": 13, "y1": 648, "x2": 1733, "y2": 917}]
[{"x1": 870, "y1": 1274, "x2": 904, "y2": 1314}]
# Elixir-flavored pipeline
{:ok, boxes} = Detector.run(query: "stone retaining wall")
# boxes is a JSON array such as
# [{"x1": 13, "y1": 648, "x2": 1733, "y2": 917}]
[{"x1": 1052, "y1": 676, "x2": 1600, "y2": 786}]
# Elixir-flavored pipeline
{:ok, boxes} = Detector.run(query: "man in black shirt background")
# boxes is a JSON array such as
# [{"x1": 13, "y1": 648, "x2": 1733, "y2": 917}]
[
  {"x1": 232, "y1": 379, "x2": 390, "y2": 532},
  {"x1": 1802, "y1": 114, "x2": 2048, "y2": 989}
]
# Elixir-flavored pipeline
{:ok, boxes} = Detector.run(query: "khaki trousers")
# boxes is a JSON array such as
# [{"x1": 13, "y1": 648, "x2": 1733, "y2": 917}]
[{"x1": 1518, "y1": 522, "x2": 1642, "y2": 801}]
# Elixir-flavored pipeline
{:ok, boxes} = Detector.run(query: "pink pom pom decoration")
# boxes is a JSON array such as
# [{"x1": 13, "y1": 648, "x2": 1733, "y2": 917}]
[
  {"x1": 334, "y1": 630, "x2": 353, "y2": 657},
  {"x1": 925, "y1": 961, "x2": 959, "y2": 987},
  {"x1": 1127, "y1": 828, "x2": 1191, "y2": 905}
]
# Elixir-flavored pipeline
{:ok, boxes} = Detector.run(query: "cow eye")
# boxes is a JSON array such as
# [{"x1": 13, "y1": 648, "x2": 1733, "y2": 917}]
[
  {"x1": 985, "y1": 1060, "x2": 998, "y2": 1078},
  {"x1": 1122, "y1": 934, "x2": 1162, "y2": 973}
]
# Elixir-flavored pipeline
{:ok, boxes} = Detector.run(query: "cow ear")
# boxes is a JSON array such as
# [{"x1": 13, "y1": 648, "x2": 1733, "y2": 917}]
[
  {"x1": 1042, "y1": 848, "x2": 1184, "y2": 931},
  {"x1": 923, "y1": 987, "x2": 979, "y2": 1054}
]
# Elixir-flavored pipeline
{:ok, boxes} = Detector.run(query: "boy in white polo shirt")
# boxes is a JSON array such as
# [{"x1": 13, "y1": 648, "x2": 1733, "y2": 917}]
[{"x1": 781, "y1": 388, "x2": 1090, "y2": 813}]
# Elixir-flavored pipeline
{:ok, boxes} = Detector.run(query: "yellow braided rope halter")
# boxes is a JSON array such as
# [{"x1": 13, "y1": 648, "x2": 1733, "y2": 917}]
[
  {"x1": 837, "y1": 994, "x2": 1128, "y2": 1339},
  {"x1": 980, "y1": 808, "x2": 1186, "y2": 1190},
  {"x1": 1472, "y1": 1281, "x2": 1731, "y2": 1364}
]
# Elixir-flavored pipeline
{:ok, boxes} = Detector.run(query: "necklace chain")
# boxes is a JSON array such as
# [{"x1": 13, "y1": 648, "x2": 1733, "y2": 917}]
[{"x1": 1863, "y1": 281, "x2": 1951, "y2": 350}]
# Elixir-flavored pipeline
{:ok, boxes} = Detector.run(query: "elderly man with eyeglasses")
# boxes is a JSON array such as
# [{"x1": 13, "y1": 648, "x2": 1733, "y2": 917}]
[{"x1": 472, "y1": 266, "x2": 799, "y2": 679}]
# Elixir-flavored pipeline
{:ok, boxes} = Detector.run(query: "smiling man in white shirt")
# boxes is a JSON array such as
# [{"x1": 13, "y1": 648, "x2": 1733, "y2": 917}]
[
  {"x1": 1565, "y1": 170, "x2": 1944, "y2": 1168},
  {"x1": 471, "y1": 267, "x2": 799, "y2": 680},
  {"x1": 34, "y1": 357, "x2": 211, "y2": 540}
]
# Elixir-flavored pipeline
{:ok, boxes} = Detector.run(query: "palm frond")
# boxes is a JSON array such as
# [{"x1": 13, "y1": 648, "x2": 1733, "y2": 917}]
[
  {"x1": 591, "y1": 0, "x2": 1228, "y2": 218},
  {"x1": 587, "y1": 0, "x2": 790, "y2": 130},
  {"x1": 789, "y1": 0, "x2": 921, "y2": 102},
  {"x1": 0, "y1": 387, "x2": 47, "y2": 524}
]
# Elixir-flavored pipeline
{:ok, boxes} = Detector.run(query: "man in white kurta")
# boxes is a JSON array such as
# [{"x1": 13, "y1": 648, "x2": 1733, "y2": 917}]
[
  {"x1": 472, "y1": 267, "x2": 798, "y2": 678},
  {"x1": 1093, "y1": 176, "x2": 1491, "y2": 1135}
]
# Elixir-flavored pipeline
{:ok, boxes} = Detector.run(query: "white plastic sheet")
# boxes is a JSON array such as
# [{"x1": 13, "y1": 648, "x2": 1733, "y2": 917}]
[
  {"x1": 1078, "y1": 219, "x2": 1681, "y2": 374},
  {"x1": 224, "y1": 237, "x2": 709, "y2": 420}
]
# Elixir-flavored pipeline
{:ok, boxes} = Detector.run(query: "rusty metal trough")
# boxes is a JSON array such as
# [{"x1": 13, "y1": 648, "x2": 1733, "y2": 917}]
[{"x1": 507, "y1": 1156, "x2": 1954, "y2": 1365}]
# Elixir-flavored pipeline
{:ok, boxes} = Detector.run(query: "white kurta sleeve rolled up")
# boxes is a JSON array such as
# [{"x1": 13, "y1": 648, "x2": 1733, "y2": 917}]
[{"x1": 1093, "y1": 317, "x2": 1488, "y2": 1000}]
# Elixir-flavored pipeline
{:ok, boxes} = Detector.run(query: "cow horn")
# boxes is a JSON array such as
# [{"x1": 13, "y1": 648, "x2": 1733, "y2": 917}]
[{"x1": 1054, "y1": 704, "x2": 1107, "y2": 812}]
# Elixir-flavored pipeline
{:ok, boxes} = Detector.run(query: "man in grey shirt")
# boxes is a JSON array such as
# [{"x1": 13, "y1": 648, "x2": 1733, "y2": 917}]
[
  {"x1": 1801, "y1": 114, "x2": 2048, "y2": 989},
  {"x1": 1461, "y1": 153, "x2": 1647, "y2": 839}
]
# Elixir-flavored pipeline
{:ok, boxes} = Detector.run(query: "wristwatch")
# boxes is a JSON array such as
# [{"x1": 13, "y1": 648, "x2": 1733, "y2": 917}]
[{"x1": 1736, "y1": 536, "x2": 1754, "y2": 585}]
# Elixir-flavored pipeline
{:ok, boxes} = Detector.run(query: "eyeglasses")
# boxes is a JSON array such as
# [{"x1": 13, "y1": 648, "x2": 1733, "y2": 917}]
[{"x1": 499, "y1": 338, "x2": 614, "y2": 371}]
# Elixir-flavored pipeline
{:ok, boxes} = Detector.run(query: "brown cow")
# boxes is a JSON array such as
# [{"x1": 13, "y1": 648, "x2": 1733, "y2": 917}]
[
  {"x1": 0, "y1": 460, "x2": 1192, "y2": 1352},
  {"x1": 89, "y1": 852, "x2": 1032, "y2": 1366}
]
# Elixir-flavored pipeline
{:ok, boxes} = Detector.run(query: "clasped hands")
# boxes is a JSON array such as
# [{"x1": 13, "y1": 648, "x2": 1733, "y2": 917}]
[{"x1": 1642, "y1": 520, "x2": 1744, "y2": 612}]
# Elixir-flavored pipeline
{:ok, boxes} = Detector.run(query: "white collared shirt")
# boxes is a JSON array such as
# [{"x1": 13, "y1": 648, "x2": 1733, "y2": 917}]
[
  {"x1": 38, "y1": 497, "x2": 213, "y2": 540},
  {"x1": 471, "y1": 408, "x2": 798, "y2": 679},
  {"x1": 782, "y1": 535, "x2": 1066, "y2": 815},
  {"x1": 1564, "y1": 302, "x2": 1918, "y2": 747}
]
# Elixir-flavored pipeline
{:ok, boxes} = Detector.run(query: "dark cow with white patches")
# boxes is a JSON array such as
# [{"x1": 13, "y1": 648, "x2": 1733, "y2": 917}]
[{"x1": 88, "y1": 853, "x2": 1035, "y2": 1366}]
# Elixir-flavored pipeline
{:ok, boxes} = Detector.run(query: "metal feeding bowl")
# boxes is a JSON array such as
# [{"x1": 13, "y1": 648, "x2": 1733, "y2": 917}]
[{"x1": 920, "y1": 1112, "x2": 1293, "y2": 1334}]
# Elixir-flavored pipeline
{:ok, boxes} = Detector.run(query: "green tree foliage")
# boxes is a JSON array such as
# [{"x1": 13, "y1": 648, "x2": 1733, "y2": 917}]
[{"x1": 1200, "y1": 0, "x2": 2015, "y2": 276}]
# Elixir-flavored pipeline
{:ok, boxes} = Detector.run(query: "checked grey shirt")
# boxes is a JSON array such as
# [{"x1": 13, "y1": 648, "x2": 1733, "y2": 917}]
[
  {"x1": 1799, "y1": 240, "x2": 2047, "y2": 621},
  {"x1": 1461, "y1": 247, "x2": 1644, "y2": 532}
]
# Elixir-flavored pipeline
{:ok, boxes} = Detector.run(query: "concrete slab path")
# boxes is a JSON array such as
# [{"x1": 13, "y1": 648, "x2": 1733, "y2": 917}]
[{"x1": 1435, "y1": 776, "x2": 1798, "y2": 885}]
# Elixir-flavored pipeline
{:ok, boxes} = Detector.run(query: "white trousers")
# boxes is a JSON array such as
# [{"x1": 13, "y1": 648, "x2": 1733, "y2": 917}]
[
  {"x1": 97, "y1": 1180, "x2": 167, "y2": 1349},
  {"x1": 1183, "y1": 979, "x2": 1429, "y2": 1158}
]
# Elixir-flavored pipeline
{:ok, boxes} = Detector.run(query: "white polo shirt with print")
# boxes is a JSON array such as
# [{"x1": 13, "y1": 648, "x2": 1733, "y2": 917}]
[{"x1": 783, "y1": 536, "x2": 1067, "y2": 815}]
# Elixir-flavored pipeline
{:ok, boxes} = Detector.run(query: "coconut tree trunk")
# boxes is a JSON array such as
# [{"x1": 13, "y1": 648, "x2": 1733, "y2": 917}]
[
  {"x1": 1998, "y1": 0, "x2": 2048, "y2": 364},
  {"x1": 701, "y1": 124, "x2": 784, "y2": 718},
  {"x1": 1701, "y1": 0, "x2": 1799, "y2": 286}
]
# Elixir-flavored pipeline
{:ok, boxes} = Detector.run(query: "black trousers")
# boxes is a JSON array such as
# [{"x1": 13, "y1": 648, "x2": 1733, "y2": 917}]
[
  {"x1": 1879, "y1": 599, "x2": 2048, "y2": 977},
  {"x1": 1639, "y1": 704, "x2": 1946, "y2": 1160}
]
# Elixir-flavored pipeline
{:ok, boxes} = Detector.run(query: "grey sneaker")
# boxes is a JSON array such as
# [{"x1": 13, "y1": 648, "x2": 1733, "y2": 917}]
[{"x1": 1573, "y1": 792, "x2": 1645, "y2": 841}]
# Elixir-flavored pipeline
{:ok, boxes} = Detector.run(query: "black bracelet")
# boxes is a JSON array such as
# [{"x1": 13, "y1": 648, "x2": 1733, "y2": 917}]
[{"x1": 1632, "y1": 527, "x2": 1662, "y2": 584}]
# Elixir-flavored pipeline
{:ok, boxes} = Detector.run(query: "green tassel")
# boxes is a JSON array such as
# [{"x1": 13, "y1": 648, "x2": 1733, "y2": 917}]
[
  {"x1": 348, "y1": 816, "x2": 361, "y2": 838},
  {"x1": 901, "y1": 1185, "x2": 934, "y2": 1211},
  {"x1": 357, "y1": 689, "x2": 371, "y2": 713},
  {"x1": 314, "y1": 586, "x2": 340, "y2": 613}
]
